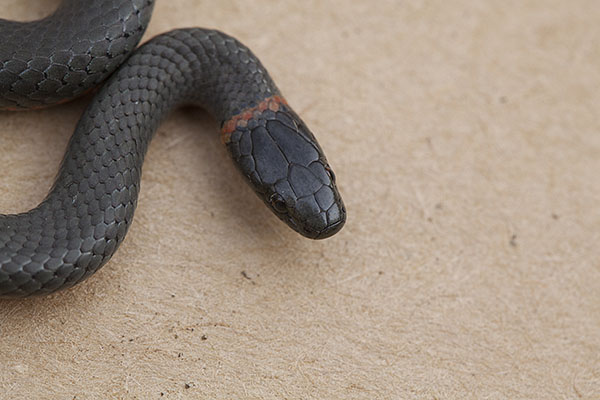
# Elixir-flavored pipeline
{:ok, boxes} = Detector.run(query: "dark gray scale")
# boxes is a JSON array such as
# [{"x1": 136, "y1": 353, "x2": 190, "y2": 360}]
[
  {"x1": 0, "y1": 0, "x2": 155, "y2": 109},
  {"x1": 0, "y1": 28, "x2": 345, "y2": 297}
]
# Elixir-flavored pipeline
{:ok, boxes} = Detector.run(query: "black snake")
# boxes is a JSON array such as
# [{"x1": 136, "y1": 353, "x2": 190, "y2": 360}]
[{"x1": 0, "y1": 0, "x2": 345, "y2": 297}]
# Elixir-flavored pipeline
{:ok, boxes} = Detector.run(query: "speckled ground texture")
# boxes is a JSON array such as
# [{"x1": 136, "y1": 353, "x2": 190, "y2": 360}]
[{"x1": 0, "y1": 0, "x2": 599, "y2": 399}]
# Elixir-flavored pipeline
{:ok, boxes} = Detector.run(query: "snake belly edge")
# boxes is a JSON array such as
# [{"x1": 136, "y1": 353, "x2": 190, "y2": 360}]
[{"x1": 0, "y1": 9, "x2": 345, "y2": 297}]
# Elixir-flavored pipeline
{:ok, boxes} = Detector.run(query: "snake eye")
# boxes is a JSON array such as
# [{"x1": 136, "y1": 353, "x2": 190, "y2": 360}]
[
  {"x1": 325, "y1": 165, "x2": 336, "y2": 183},
  {"x1": 270, "y1": 194, "x2": 287, "y2": 213}
]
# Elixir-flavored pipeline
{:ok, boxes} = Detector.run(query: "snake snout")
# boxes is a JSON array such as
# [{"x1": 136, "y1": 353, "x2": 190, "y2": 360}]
[
  {"x1": 285, "y1": 163, "x2": 346, "y2": 239},
  {"x1": 292, "y1": 199, "x2": 346, "y2": 240}
]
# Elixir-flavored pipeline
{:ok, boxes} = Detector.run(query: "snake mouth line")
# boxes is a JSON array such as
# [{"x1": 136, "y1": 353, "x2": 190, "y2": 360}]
[{"x1": 315, "y1": 217, "x2": 346, "y2": 239}]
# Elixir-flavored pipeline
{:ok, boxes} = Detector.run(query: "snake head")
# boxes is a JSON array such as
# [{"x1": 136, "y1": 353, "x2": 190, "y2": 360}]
[{"x1": 223, "y1": 96, "x2": 346, "y2": 239}]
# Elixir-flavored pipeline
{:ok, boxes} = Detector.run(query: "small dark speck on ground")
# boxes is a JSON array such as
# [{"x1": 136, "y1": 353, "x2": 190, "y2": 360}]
[
  {"x1": 241, "y1": 270, "x2": 256, "y2": 284},
  {"x1": 425, "y1": 137, "x2": 434, "y2": 151},
  {"x1": 184, "y1": 383, "x2": 192, "y2": 389},
  {"x1": 552, "y1": 213, "x2": 559, "y2": 220},
  {"x1": 201, "y1": 335, "x2": 208, "y2": 341},
  {"x1": 510, "y1": 234, "x2": 518, "y2": 247}
]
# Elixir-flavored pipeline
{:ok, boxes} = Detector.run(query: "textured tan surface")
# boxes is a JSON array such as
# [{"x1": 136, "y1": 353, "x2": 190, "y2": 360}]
[{"x1": 1, "y1": 0, "x2": 599, "y2": 398}]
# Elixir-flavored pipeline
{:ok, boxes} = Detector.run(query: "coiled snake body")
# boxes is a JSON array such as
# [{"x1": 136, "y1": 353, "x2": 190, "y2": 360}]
[{"x1": 0, "y1": 0, "x2": 345, "y2": 297}]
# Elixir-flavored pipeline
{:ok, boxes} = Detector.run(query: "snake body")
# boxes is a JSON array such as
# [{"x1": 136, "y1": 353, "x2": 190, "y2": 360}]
[
  {"x1": 0, "y1": 0, "x2": 155, "y2": 110},
  {"x1": 0, "y1": 1, "x2": 345, "y2": 297}
]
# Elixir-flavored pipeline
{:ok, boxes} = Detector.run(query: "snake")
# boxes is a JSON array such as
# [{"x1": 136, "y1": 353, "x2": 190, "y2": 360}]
[{"x1": 0, "y1": 0, "x2": 346, "y2": 297}]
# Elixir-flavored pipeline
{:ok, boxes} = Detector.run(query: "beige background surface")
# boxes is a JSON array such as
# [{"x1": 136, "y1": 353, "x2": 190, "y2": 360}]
[{"x1": 0, "y1": 0, "x2": 599, "y2": 398}]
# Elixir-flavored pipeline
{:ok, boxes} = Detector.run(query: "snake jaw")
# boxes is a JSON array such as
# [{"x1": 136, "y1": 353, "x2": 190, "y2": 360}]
[{"x1": 224, "y1": 97, "x2": 345, "y2": 239}]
